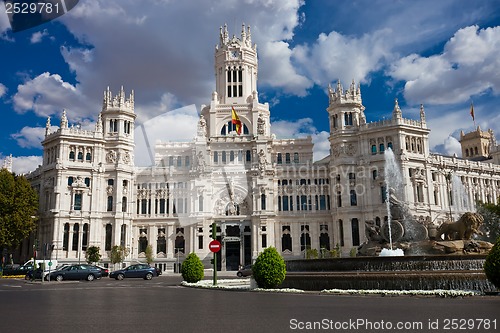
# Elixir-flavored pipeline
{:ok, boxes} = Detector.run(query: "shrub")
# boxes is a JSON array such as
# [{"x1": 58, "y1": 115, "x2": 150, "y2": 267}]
[
  {"x1": 252, "y1": 247, "x2": 286, "y2": 289},
  {"x1": 484, "y1": 237, "x2": 500, "y2": 289},
  {"x1": 181, "y1": 252, "x2": 204, "y2": 283},
  {"x1": 306, "y1": 248, "x2": 318, "y2": 259}
]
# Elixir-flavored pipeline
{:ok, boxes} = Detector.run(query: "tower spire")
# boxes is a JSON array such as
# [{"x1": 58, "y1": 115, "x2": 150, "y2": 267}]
[
  {"x1": 392, "y1": 98, "x2": 402, "y2": 120},
  {"x1": 45, "y1": 116, "x2": 51, "y2": 136},
  {"x1": 60, "y1": 109, "x2": 68, "y2": 129}
]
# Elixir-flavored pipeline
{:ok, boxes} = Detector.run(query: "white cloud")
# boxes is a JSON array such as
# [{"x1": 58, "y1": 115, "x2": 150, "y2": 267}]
[
  {"x1": 56, "y1": 0, "x2": 307, "y2": 111},
  {"x1": 442, "y1": 136, "x2": 462, "y2": 157},
  {"x1": 389, "y1": 26, "x2": 500, "y2": 105},
  {"x1": 1, "y1": 155, "x2": 43, "y2": 175},
  {"x1": 294, "y1": 29, "x2": 393, "y2": 87},
  {"x1": 0, "y1": 8, "x2": 11, "y2": 36},
  {"x1": 134, "y1": 104, "x2": 199, "y2": 166},
  {"x1": 11, "y1": 125, "x2": 59, "y2": 149},
  {"x1": 271, "y1": 117, "x2": 329, "y2": 161},
  {"x1": 0, "y1": 83, "x2": 7, "y2": 97},
  {"x1": 30, "y1": 29, "x2": 49, "y2": 44},
  {"x1": 12, "y1": 72, "x2": 97, "y2": 120}
]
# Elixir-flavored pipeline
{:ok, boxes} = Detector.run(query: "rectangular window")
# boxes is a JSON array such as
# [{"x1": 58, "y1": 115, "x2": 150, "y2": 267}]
[
  {"x1": 159, "y1": 198, "x2": 166, "y2": 214},
  {"x1": 351, "y1": 218, "x2": 360, "y2": 246},
  {"x1": 293, "y1": 152, "x2": 299, "y2": 163},
  {"x1": 107, "y1": 196, "x2": 113, "y2": 212},
  {"x1": 277, "y1": 153, "x2": 282, "y2": 164},
  {"x1": 381, "y1": 185, "x2": 387, "y2": 203},
  {"x1": 261, "y1": 234, "x2": 267, "y2": 248},
  {"x1": 285, "y1": 153, "x2": 291, "y2": 164},
  {"x1": 282, "y1": 196, "x2": 289, "y2": 211},
  {"x1": 74, "y1": 193, "x2": 82, "y2": 210},
  {"x1": 198, "y1": 235, "x2": 203, "y2": 250},
  {"x1": 371, "y1": 145, "x2": 377, "y2": 154},
  {"x1": 319, "y1": 195, "x2": 326, "y2": 210}
]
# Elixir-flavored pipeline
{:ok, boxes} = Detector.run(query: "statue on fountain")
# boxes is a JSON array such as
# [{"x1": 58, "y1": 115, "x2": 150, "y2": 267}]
[
  {"x1": 433, "y1": 212, "x2": 493, "y2": 254},
  {"x1": 436, "y1": 212, "x2": 484, "y2": 241}
]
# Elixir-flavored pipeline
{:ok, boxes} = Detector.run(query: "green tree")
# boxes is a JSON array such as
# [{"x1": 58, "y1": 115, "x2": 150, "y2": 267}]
[
  {"x1": 85, "y1": 246, "x2": 101, "y2": 264},
  {"x1": 110, "y1": 245, "x2": 129, "y2": 268},
  {"x1": 0, "y1": 169, "x2": 39, "y2": 251},
  {"x1": 477, "y1": 202, "x2": 500, "y2": 243},
  {"x1": 181, "y1": 252, "x2": 204, "y2": 283},
  {"x1": 484, "y1": 237, "x2": 500, "y2": 289},
  {"x1": 252, "y1": 247, "x2": 286, "y2": 289},
  {"x1": 145, "y1": 244, "x2": 154, "y2": 265}
]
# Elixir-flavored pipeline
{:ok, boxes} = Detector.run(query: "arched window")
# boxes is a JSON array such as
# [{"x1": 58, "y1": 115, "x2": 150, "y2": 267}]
[
  {"x1": 85, "y1": 152, "x2": 92, "y2": 161},
  {"x1": 350, "y1": 190, "x2": 357, "y2": 206},
  {"x1": 68, "y1": 177, "x2": 74, "y2": 186},
  {"x1": 72, "y1": 223, "x2": 79, "y2": 251},
  {"x1": 82, "y1": 223, "x2": 89, "y2": 250},
  {"x1": 245, "y1": 150, "x2": 251, "y2": 162},
  {"x1": 300, "y1": 225, "x2": 311, "y2": 252},
  {"x1": 63, "y1": 223, "x2": 70, "y2": 251},
  {"x1": 338, "y1": 219, "x2": 345, "y2": 247},
  {"x1": 105, "y1": 224, "x2": 112, "y2": 251},
  {"x1": 351, "y1": 218, "x2": 360, "y2": 246},
  {"x1": 84, "y1": 177, "x2": 90, "y2": 187},
  {"x1": 77, "y1": 152, "x2": 83, "y2": 161},
  {"x1": 319, "y1": 232, "x2": 330, "y2": 251},
  {"x1": 120, "y1": 225, "x2": 126, "y2": 247},
  {"x1": 107, "y1": 196, "x2": 113, "y2": 212},
  {"x1": 157, "y1": 234, "x2": 166, "y2": 254},
  {"x1": 69, "y1": 151, "x2": 75, "y2": 160},
  {"x1": 220, "y1": 121, "x2": 249, "y2": 135},
  {"x1": 281, "y1": 226, "x2": 292, "y2": 252}
]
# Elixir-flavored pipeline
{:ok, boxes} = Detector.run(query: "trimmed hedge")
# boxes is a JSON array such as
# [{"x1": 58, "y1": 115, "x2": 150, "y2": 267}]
[
  {"x1": 252, "y1": 247, "x2": 286, "y2": 289},
  {"x1": 181, "y1": 252, "x2": 204, "y2": 283},
  {"x1": 484, "y1": 237, "x2": 500, "y2": 289}
]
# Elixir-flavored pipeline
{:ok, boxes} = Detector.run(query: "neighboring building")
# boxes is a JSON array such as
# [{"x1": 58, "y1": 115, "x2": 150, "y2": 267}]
[{"x1": 25, "y1": 25, "x2": 500, "y2": 271}]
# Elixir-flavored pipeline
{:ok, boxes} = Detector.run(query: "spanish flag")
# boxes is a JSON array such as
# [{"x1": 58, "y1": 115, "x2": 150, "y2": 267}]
[
  {"x1": 231, "y1": 107, "x2": 242, "y2": 135},
  {"x1": 470, "y1": 102, "x2": 475, "y2": 121}
]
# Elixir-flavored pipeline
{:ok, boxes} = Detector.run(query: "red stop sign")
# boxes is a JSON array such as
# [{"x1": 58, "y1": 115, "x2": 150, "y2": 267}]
[{"x1": 209, "y1": 240, "x2": 221, "y2": 253}]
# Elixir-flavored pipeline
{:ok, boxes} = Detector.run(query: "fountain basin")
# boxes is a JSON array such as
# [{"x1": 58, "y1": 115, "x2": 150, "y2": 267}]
[{"x1": 281, "y1": 255, "x2": 495, "y2": 292}]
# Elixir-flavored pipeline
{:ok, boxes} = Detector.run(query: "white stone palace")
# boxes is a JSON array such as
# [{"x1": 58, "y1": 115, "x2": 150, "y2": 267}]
[{"x1": 23, "y1": 24, "x2": 500, "y2": 271}]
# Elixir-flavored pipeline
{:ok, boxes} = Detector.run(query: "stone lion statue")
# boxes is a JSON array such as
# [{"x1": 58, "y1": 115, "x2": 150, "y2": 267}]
[{"x1": 436, "y1": 212, "x2": 484, "y2": 240}]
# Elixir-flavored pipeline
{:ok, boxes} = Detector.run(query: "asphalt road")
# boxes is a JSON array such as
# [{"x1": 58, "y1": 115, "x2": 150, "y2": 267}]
[{"x1": 0, "y1": 276, "x2": 498, "y2": 333}]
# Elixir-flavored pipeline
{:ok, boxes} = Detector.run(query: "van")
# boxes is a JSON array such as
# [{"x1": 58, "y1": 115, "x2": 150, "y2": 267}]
[{"x1": 23, "y1": 259, "x2": 58, "y2": 279}]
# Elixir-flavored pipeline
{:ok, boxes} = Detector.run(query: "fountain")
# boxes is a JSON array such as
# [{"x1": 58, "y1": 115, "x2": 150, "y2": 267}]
[{"x1": 278, "y1": 149, "x2": 495, "y2": 292}]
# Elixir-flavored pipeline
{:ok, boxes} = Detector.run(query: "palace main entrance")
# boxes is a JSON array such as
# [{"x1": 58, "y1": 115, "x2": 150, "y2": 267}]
[{"x1": 216, "y1": 221, "x2": 252, "y2": 271}]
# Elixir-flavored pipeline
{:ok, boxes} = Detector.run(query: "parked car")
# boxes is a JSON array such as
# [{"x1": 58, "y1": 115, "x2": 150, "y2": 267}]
[
  {"x1": 237, "y1": 265, "x2": 253, "y2": 277},
  {"x1": 46, "y1": 264, "x2": 102, "y2": 281},
  {"x1": 95, "y1": 265, "x2": 109, "y2": 278},
  {"x1": 2, "y1": 263, "x2": 33, "y2": 276},
  {"x1": 109, "y1": 264, "x2": 158, "y2": 280}
]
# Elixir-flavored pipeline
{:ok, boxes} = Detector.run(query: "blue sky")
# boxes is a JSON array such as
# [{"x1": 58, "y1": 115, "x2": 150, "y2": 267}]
[{"x1": 1, "y1": 0, "x2": 500, "y2": 173}]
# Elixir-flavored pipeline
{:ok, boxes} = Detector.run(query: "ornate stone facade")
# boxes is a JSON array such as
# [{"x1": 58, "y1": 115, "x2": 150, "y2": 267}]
[{"x1": 25, "y1": 25, "x2": 500, "y2": 272}]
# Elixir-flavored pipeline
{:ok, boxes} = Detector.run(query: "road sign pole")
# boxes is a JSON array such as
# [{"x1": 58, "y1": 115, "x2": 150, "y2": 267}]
[{"x1": 212, "y1": 222, "x2": 217, "y2": 286}]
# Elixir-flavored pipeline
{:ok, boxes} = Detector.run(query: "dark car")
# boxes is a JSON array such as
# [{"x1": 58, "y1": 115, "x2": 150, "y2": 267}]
[
  {"x1": 95, "y1": 265, "x2": 109, "y2": 278},
  {"x1": 237, "y1": 265, "x2": 252, "y2": 277},
  {"x1": 109, "y1": 264, "x2": 158, "y2": 280},
  {"x1": 3, "y1": 263, "x2": 33, "y2": 276},
  {"x1": 47, "y1": 264, "x2": 102, "y2": 281}
]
